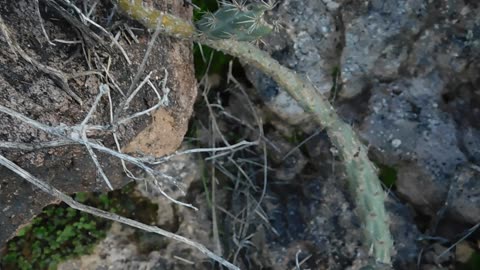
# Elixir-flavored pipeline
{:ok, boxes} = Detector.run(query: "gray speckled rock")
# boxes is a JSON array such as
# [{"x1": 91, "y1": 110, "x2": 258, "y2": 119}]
[
  {"x1": 267, "y1": 0, "x2": 340, "y2": 93},
  {"x1": 247, "y1": 0, "x2": 480, "y2": 226},
  {"x1": 462, "y1": 128, "x2": 480, "y2": 164},
  {"x1": 447, "y1": 165, "x2": 480, "y2": 224},
  {"x1": 340, "y1": 0, "x2": 427, "y2": 97},
  {"x1": 245, "y1": 0, "x2": 341, "y2": 130},
  {"x1": 359, "y1": 74, "x2": 467, "y2": 214}
]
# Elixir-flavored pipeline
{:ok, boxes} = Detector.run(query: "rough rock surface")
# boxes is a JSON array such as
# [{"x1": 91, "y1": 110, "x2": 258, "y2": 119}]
[
  {"x1": 254, "y1": 134, "x2": 420, "y2": 269},
  {"x1": 0, "y1": 0, "x2": 196, "y2": 248},
  {"x1": 265, "y1": 131, "x2": 307, "y2": 182},
  {"x1": 360, "y1": 75, "x2": 467, "y2": 216},
  {"x1": 246, "y1": 0, "x2": 480, "y2": 228},
  {"x1": 446, "y1": 165, "x2": 480, "y2": 224}
]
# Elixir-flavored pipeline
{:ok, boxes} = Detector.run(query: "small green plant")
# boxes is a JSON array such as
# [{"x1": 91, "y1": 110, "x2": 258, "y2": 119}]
[
  {"x1": 0, "y1": 203, "x2": 109, "y2": 270},
  {"x1": 0, "y1": 182, "x2": 158, "y2": 270},
  {"x1": 378, "y1": 164, "x2": 397, "y2": 188},
  {"x1": 194, "y1": 44, "x2": 233, "y2": 78}
]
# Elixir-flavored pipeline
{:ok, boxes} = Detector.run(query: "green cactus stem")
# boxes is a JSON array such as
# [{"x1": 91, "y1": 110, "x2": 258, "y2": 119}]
[
  {"x1": 196, "y1": 2, "x2": 273, "y2": 41},
  {"x1": 113, "y1": 0, "x2": 394, "y2": 266}
]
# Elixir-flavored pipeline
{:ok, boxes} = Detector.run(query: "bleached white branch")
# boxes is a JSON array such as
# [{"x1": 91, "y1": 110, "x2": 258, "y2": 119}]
[
  {"x1": 80, "y1": 84, "x2": 113, "y2": 190},
  {"x1": 0, "y1": 103, "x2": 195, "y2": 209},
  {"x1": 152, "y1": 140, "x2": 259, "y2": 164},
  {"x1": 0, "y1": 154, "x2": 239, "y2": 270},
  {"x1": 117, "y1": 73, "x2": 169, "y2": 125},
  {"x1": 0, "y1": 140, "x2": 78, "y2": 150}
]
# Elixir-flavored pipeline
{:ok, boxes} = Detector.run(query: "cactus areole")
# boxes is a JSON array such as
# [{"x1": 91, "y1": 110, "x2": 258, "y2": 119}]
[{"x1": 195, "y1": 2, "x2": 274, "y2": 41}]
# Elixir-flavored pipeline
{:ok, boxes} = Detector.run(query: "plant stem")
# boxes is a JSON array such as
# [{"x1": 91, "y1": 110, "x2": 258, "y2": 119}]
[{"x1": 113, "y1": 0, "x2": 394, "y2": 265}]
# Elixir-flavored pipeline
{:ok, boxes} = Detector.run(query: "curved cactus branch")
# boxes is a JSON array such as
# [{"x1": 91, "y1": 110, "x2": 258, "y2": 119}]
[{"x1": 113, "y1": 0, "x2": 394, "y2": 266}]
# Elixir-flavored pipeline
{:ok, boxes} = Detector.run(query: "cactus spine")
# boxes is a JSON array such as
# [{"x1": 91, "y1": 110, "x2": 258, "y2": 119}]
[{"x1": 196, "y1": 2, "x2": 273, "y2": 41}]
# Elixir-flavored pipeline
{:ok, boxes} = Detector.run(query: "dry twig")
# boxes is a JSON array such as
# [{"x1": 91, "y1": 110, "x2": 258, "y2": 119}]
[
  {"x1": 0, "y1": 90, "x2": 194, "y2": 209},
  {"x1": 32, "y1": 0, "x2": 55, "y2": 46},
  {"x1": 0, "y1": 154, "x2": 239, "y2": 270}
]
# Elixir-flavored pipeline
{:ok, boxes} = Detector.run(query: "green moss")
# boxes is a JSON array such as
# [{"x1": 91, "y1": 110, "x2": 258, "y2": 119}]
[
  {"x1": 328, "y1": 66, "x2": 341, "y2": 102},
  {"x1": 0, "y1": 204, "x2": 109, "y2": 270},
  {"x1": 0, "y1": 182, "x2": 159, "y2": 270},
  {"x1": 200, "y1": 161, "x2": 212, "y2": 208},
  {"x1": 286, "y1": 130, "x2": 306, "y2": 145}
]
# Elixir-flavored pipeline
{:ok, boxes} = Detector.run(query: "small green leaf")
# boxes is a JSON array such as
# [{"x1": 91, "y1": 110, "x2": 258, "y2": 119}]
[
  {"x1": 378, "y1": 164, "x2": 397, "y2": 187},
  {"x1": 2, "y1": 252, "x2": 19, "y2": 264},
  {"x1": 99, "y1": 194, "x2": 110, "y2": 208},
  {"x1": 17, "y1": 225, "x2": 31, "y2": 237},
  {"x1": 74, "y1": 192, "x2": 88, "y2": 203}
]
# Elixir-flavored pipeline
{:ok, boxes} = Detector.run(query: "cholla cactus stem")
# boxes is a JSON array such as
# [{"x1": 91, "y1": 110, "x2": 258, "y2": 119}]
[
  {"x1": 196, "y1": 1, "x2": 273, "y2": 41},
  {"x1": 236, "y1": 14, "x2": 264, "y2": 34}
]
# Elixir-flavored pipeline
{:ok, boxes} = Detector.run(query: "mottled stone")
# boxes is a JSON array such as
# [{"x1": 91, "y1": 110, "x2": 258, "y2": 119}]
[
  {"x1": 247, "y1": 0, "x2": 480, "y2": 227},
  {"x1": 447, "y1": 165, "x2": 480, "y2": 224},
  {"x1": 340, "y1": 0, "x2": 427, "y2": 97}
]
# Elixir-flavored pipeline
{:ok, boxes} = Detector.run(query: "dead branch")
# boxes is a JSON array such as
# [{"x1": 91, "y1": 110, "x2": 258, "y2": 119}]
[
  {"x1": 32, "y1": 0, "x2": 55, "y2": 46},
  {"x1": 0, "y1": 88, "x2": 196, "y2": 209},
  {"x1": 0, "y1": 154, "x2": 239, "y2": 270}
]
